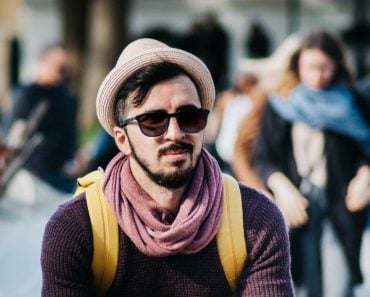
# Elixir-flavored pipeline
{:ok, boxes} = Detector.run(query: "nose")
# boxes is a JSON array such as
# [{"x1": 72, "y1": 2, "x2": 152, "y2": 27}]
[
  {"x1": 316, "y1": 71, "x2": 328, "y2": 89},
  {"x1": 164, "y1": 117, "x2": 185, "y2": 140}
]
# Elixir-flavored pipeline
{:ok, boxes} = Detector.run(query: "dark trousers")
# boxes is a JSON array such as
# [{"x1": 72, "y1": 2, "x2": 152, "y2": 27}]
[
  {"x1": 329, "y1": 200, "x2": 367, "y2": 286},
  {"x1": 290, "y1": 184, "x2": 368, "y2": 297},
  {"x1": 290, "y1": 193, "x2": 325, "y2": 297}
]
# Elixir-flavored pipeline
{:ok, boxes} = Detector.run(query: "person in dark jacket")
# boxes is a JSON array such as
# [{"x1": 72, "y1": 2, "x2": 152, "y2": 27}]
[
  {"x1": 8, "y1": 45, "x2": 78, "y2": 193},
  {"x1": 253, "y1": 30, "x2": 370, "y2": 297}
]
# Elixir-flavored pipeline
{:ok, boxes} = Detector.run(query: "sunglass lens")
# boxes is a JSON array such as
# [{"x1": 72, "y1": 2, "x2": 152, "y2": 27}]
[
  {"x1": 138, "y1": 112, "x2": 168, "y2": 136},
  {"x1": 178, "y1": 109, "x2": 208, "y2": 133}
]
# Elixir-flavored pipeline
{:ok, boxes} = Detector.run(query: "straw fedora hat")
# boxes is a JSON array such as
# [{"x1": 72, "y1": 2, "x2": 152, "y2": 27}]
[{"x1": 96, "y1": 38, "x2": 215, "y2": 136}]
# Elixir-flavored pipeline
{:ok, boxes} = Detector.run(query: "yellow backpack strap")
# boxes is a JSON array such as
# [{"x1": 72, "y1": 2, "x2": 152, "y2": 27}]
[
  {"x1": 217, "y1": 174, "x2": 247, "y2": 291},
  {"x1": 76, "y1": 170, "x2": 119, "y2": 297},
  {"x1": 75, "y1": 169, "x2": 105, "y2": 196}
]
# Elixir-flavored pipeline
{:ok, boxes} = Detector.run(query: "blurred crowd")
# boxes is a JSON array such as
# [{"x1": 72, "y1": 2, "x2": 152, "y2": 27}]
[{"x1": 0, "y1": 11, "x2": 369, "y2": 297}]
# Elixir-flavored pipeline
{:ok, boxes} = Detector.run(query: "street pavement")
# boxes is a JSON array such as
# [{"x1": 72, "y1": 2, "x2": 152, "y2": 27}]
[
  {"x1": 0, "y1": 171, "x2": 369, "y2": 297},
  {"x1": 0, "y1": 171, "x2": 69, "y2": 297}
]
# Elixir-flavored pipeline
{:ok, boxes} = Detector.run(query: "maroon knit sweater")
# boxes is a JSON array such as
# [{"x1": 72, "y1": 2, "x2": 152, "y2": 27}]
[{"x1": 41, "y1": 184, "x2": 293, "y2": 297}]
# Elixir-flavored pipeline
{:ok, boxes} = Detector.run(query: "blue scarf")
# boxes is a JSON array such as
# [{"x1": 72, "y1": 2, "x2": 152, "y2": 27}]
[{"x1": 270, "y1": 83, "x2": 370, "y2": 156}]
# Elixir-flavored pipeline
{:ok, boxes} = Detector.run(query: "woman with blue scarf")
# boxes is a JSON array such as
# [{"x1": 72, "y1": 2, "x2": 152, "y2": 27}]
[{"x1": 253, "y1": 31, "x2": 370, "y2": 297}]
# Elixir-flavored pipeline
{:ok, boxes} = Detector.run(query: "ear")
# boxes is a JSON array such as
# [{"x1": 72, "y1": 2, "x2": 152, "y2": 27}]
[{"x1": 113, "y1": 126, "x2": 131, "y2": 155}]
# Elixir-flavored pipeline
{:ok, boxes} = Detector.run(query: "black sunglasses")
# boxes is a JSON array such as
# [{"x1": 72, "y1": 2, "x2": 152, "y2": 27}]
[{"x1": 119, "y1": 108, "x2": 209, "y2": 137}]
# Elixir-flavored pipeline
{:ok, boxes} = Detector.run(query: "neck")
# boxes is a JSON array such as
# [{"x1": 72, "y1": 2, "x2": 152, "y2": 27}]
[{"x1": 129, "y1": 160, "x2": 187, "y2": 214}]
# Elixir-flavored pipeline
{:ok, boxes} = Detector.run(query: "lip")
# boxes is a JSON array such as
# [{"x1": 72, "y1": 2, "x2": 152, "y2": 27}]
[{"x1": 162, "y1": 149, "x2": 189, "y2": 160}]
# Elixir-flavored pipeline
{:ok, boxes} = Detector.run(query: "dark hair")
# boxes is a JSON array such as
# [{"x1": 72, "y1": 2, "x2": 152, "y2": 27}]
[
  {"x1": 114, "y1": 61, "x2": 198, "y2": 122},
  {"x1": 289, "y1": 31, "x2": 353, "y2": 86}
]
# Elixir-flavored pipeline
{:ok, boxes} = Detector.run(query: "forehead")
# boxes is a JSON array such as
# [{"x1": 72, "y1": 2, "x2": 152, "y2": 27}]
[
  {"x1": 299, "y1": 49, "x2": 334, "y2": 65},
  {"x1": 132, "y1": 74, "x2": 201, "y2": 112}
]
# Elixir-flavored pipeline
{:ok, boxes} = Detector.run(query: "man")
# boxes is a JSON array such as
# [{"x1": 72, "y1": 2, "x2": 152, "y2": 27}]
[
  {"x1": 8, "y1": 45, "x2": 77, "y2": 193},
  {"x1": 41, "y1": 38, "x2": 293, "y2": 296}
]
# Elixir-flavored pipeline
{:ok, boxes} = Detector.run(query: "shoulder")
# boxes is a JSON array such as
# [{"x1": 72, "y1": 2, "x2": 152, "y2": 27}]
[
  {"x1": 16, "y1": 83, "x2": 38, "y2": 96},
  {"x1": 262, "y1": 100, "x2": 286, "y2": 122},
  {"x1": 237, "y1": 183, "x2": 293, "y2": 295},
  {"x1": 258, "y1": 100, "x2": 292, "y2": 142},
  {"x1": 41, "y1": 193, "x2": 95, "y2": 294},
  {"x1": 238, "y1": 183, "x2": 290, "y2": 261},
  {"x1": 258, "y1": 100, "x2": 289, "y2": 134},
  {"x1": 45, "y1": 192, "x2": 90, "y2": 227},
  {"x1": 13, "y1": 83, "x2": 41, "y2": 105},
  {"x1": 239, "y1": 183, "x2": 286, "y2": 232},
  {"x1": 42, "y1": 193, "x2": 93, "y2": 254}
]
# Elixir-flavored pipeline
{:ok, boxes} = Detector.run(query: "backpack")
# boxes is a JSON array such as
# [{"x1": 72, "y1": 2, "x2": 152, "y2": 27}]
[{"x1": 75, "y1": 169, "x2": 247, "y2": 296}]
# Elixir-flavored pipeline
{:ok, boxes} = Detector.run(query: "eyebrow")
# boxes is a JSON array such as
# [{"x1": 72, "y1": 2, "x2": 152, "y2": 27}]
[
  {"x1": 141, "y1": 104, "x2": 200, "y2": 114},
  {"x1": 177, "y1": 104, "x2": 200, "y2": 111}
]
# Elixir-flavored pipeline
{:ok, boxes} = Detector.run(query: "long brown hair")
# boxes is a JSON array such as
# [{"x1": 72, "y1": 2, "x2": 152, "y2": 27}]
[{"x1": 276, "y1": 31, "x2": 354, "y2": 95}]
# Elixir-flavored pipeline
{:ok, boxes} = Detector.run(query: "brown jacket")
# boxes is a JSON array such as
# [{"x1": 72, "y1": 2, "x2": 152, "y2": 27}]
[{"x1": 232, "y1": 89, "x2": 268, "y2": 189}]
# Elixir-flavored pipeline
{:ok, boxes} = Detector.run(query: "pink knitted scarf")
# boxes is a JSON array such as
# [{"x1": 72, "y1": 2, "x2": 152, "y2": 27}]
[{"x1": 103, "y1": 149, "x2": 223, "y2": 257}]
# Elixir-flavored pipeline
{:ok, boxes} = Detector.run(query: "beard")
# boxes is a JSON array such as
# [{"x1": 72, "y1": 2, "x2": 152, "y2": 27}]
[{"x1": 129, "y1": 139, "x2": 197, "y2": 189}]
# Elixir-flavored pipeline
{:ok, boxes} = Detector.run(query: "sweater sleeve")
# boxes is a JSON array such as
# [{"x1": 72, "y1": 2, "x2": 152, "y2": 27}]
[
  {"x1": 41, "y1": 195, "x2": 97, "y2": 297},
  {"x1": 238, "y1": 185, "x2": 294, "y2": 296}
]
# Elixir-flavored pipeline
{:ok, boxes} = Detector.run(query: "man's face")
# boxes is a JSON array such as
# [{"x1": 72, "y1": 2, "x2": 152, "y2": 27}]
[
  {"x1": 38, "y1": 48, "x2": 70, "y2": 86},
  {"x1": 114, "y1": 74, "x2": 205, "y2": 189}
]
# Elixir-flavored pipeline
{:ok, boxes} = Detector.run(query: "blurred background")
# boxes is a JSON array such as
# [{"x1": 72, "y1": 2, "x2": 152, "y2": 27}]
[
  {"x1": 0, "y1": 0, "x2": 369, "y2": 296},
  {"x1": 1, "y1": 0, "x2": 370, "y2": 129}
]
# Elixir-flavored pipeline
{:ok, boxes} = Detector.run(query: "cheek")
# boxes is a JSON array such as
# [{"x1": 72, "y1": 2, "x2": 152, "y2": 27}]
[
  {"x1": 321, "y1": 69, "x2": 334, "y2": 85},
  {"x1": 300, "y1": 68, "x2": 321, "y2": 88},
  {"x1": 299, "y1": 66, "x2": 312, "y2": 79},
  {"x1": 131, "y1": 137, "x2": 156, "y2": 156},
  {"x1": 192, "y1": 134, "x2": 204, "y2": 155},
  {"x1": 134, "y1": 137, "x2": 163, "y2": 164}
]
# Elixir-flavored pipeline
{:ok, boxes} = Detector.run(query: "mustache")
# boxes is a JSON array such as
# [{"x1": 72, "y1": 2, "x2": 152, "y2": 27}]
[{"x1": 158, "y1": 142, "x2": 194, "y2": 157}]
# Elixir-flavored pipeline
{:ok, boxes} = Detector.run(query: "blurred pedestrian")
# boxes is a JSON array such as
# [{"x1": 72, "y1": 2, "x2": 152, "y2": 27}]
[
  {"x1": 182, "y1": 11, "x2": 230, "y2": 91},
  {"x1": 253, "y1": 30, "x2": 370, "y2": 297},
  {"x1": 245, "y1": 20, "x2": 271, "y2": 58},
  {"x1": 41, "y1": 38, "x2": 293, "y2": 296},
  {"x1": 211, "y1": 73, "x2": 259, "y2": 174},
  {"x1": 233, "y1": 36, "x2": 301, "y2": 190},
  {"x1": 8, "y1": 44, "x2": 78, "y2": 193},
  {"x1": 232, "y1": 86, "x2": 268, "y2": 189}
]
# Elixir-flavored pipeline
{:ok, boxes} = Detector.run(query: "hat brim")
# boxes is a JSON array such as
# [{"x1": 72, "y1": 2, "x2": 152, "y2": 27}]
[{"x1": 96, "y1": 48, "x2": 215, "y2": 136}]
